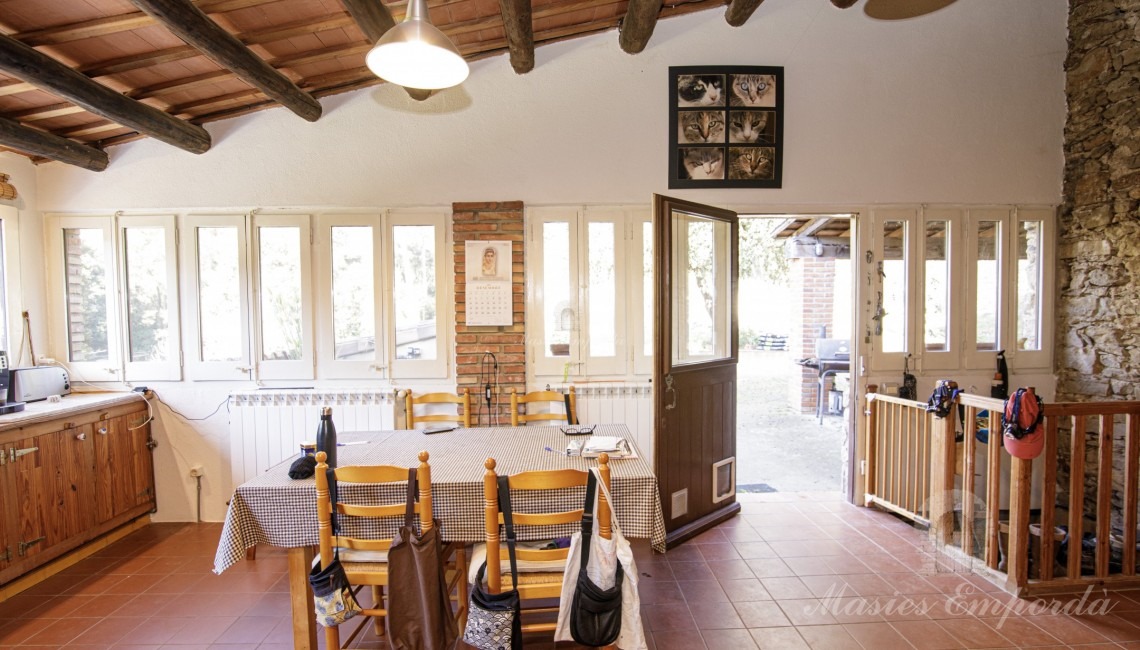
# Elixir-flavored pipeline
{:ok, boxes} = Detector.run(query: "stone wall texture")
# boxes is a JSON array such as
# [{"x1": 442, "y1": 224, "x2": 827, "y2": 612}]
[
  {"x1": 1058, "y1": 0, "x2": 1140, "y2": 401},
  {"x1": 1057, "y1": 1, "x2": 1140, "y2": 540}
]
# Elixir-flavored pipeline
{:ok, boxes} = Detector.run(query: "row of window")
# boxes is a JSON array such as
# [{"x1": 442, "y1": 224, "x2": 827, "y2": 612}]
[
  {"x1": 46, "y1": 210, "x2": 449, "y2": 382},
  {"x1": 868, "y1": 206, "x2": 1054, "y2": 371}
]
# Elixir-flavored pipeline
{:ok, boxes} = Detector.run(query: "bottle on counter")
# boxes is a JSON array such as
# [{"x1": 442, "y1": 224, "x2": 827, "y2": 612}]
[{"x1": 316, "y1": 407, "x2": 337, "y2": 468}]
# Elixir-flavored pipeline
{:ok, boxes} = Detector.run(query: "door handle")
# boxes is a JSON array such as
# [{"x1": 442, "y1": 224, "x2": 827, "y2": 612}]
[{"x1": 665, "y1": 374, "x2": 677, "y2": 411}]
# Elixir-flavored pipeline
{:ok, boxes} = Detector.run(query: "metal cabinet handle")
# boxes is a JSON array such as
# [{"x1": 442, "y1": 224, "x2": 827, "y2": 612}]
[
  {"x1": 665, "y1": 375, "x2": 677, "y2": 411},
  {"x1": 98, "y1": 427, "x2": 108, "y2": 435},
  {"x1": 75, "y1": 433, "x2": 86, "y2": 441}
]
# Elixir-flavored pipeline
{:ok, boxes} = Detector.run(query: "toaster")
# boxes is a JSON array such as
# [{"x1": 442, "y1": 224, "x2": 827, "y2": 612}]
[{"x1": 9, "y1": 366, "x2": 71, "y2": 403}]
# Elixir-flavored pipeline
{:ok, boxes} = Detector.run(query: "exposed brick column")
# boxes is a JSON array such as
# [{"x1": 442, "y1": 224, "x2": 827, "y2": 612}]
[
  {"x1": 453, "y1": 202, "x2": 525, "y2": 426},
  {"x1": 787, "y1": 256, "x2": 836, "y2": 413}
]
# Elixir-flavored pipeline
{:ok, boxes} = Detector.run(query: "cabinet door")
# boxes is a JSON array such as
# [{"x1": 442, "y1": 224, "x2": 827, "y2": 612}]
[
  {"x1": 95, "y1": 414, "x2": 153, "y2": 522},
  {"x1": 0, "y1": 444, "x2": 14, "y2": 572},
  {"x1": 8, "y1": 426, "x2": 94, "y2": 565},
  {"x1": 127, "y1": 414, "x2": 155, "y2": 509}
]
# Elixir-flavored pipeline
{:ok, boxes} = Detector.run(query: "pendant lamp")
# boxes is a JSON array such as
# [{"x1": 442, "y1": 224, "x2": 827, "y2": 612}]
[{"x1": 365, "y1": 0, "x2": 469, "y2": 90}]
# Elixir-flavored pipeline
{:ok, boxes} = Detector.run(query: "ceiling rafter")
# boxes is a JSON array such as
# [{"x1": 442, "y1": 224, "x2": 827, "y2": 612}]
[
  {"x1": 129, "y1": 0, "x2": 322, "y2": 121},
  {"x1": 619, "y1": 0, "x2": 663, "y2": 54},
  {"x1": 0, "y1": 32, "x2": 210, "y2": 154},
  {"x1": 0, "y1": 114, "x2": 107, "y2": 170},
  {"x1": 12, "y1": 0, "x2": 279, "y2": 46},
  {"x1": 725, "y1": 0, "x2": 765, "y2": 27},
  {"x1": 497, "y1": 0, "x2": 535, "y2": 74}
]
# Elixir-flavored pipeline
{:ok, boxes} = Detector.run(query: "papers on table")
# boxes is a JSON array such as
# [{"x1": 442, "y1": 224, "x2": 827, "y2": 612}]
[{"x1": 567, "y1": 435, "x2": 637, "y2": 459}]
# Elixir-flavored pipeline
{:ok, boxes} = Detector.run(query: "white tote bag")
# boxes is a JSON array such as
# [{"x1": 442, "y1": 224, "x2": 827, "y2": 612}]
[{"x1": 554, "y1": 468, "x2": 648, "y2": 650}]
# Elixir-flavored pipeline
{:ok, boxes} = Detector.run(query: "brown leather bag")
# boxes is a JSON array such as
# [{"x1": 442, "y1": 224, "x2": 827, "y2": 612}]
[{"x1": 386, "y1": 468, "x2": 459, "y2": 650}]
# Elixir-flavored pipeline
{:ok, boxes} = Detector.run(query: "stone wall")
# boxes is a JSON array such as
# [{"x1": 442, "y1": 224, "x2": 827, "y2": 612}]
[{"x1": 1057, "y1": 1, "x2": 1140, "y2": 538}]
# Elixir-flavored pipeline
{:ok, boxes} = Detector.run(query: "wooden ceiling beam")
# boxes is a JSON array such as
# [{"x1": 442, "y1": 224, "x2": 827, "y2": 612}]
[
  {"x1": 0, "y1": 33, "x2": 210, "y2": 153},
  {"x1": 14, "y1": 0, "x2": 277, "y2": 46},
  {"x1": 129, "y1": 70, "x2": 231, "y2": 100},
  {"x1": 0, "y1": 115, "x2": 108, "y2": 171},
  {"x1": 498, "y1": 0, "x2": 535, "y2": 74},
  {"x1": 129, "y1": 0, "x2": 322, "y2": 122},
  {"x1": 83, "y1": 45, "x2": 199, "y2": 77},
  {"x1": 619, "y1": 0, "x2": 662, "y2": 54},
  {"x1": 725, "y1": 0, "x2": 765, "y2": 27}
]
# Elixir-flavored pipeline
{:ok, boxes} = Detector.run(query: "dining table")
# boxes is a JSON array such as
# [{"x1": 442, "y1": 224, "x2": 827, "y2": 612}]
[{"x1": 213, "y1": 423, "x2": 665, "y2": 650}]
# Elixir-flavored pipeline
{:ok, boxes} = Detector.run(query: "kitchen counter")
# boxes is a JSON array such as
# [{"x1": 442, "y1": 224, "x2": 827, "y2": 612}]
[{"x1": 0, "y1": 390, "x2": 151, "y2": 433}]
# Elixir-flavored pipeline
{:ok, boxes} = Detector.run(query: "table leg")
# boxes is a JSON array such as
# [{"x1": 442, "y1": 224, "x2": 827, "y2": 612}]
[{"x1": 288, "y1": 546, "x2": 317, "y2": 650}]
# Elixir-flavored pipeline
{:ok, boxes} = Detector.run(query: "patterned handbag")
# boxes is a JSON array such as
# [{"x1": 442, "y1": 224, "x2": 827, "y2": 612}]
[
  {"x1": 308, "y1": 548, "x2": 362, "y2": 627},
  {"x1": 463, "y1": 475, "x2": 523, "y2": 650}
]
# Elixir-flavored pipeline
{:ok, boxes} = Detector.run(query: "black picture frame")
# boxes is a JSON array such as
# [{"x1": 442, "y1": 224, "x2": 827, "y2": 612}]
[{"x1": 669, "y1": 65, "x2": 784, "y2": 189}]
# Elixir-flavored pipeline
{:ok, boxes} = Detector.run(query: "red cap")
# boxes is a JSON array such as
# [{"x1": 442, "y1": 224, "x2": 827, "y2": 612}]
[{"x1": 1003, "y1": 426, "x2": 1044, "y2": 460}]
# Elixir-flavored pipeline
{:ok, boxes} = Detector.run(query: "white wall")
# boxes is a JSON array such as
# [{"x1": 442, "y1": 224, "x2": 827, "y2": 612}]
[{"x1": 17, "y1": 0, "x2": 1066, "y2": 522}]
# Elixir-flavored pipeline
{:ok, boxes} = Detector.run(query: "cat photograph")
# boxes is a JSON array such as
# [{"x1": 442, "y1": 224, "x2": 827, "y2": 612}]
[
  {"x1": 729, "y1": 74, "x2": 776, "y2": 107},
  {"x1": 677, "y1": 74, "x2": 724, "y2": 107},
  {"x1": 729, "y1": 110, "x2": 774, "y2": 144},
  {"x1": 681, "y1": 148, "x2": 725, "y2": 180},
  {"x1": 728, "y1": 147, "x2": 774, "y2": 180},
  {"x1": 679, "y1": 111, "x2": 726, "y2": 144}
]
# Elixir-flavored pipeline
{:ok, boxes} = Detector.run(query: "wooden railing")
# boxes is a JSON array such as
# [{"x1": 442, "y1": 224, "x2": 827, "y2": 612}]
[
  {"x1": 864, "y1": 391, "x2": 1140, "y2": 596},
  {"x1": 863, "y1": 394, "x2": 935, "y2": 524}
]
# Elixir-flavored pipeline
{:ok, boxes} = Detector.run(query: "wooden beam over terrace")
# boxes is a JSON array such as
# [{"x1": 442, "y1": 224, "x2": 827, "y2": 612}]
[
  {"x1": 619, "y1": 0, "x2": 663, "y2": 54},
  {"x1": 0, "y1": 115, "x2": 109, "y2": 171},
  {"x1": 498, "y1": 0, "x2": 536, "y2": 73}
]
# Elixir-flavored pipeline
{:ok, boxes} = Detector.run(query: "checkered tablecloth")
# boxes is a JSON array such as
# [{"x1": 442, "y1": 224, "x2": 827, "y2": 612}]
[{"x1": 213, "y1": 424, "x2": 666, "y2": 573}]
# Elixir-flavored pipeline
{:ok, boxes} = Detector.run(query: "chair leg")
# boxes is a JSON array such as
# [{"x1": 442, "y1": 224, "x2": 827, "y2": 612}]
[
  {"x1": 325, "y1": 622, "x2": 340, "y2": 650},
  {"x1": 373, "y1": 585, "x2": 385, "y2": 636},
  {"x1": 244, "y1": 545, "x2": 257, "y2": 561},
  {"x1": 456, "y1": 545, "x2": 469, "y2": 631}
]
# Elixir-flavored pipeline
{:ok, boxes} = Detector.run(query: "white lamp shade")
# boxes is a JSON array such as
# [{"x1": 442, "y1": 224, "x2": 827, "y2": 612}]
[{"x1": 366, "y1": 20, "x2": 469, "y2": 90}]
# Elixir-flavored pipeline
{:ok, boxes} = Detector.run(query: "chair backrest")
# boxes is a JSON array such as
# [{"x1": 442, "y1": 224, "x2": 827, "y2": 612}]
[
  {"x1": 315, "y1": 450, "x2": 434, "y2": 568},
  {"x1": 481, "y1": 454, "x2": 611, "y2": 592},
  {"x1": 509, "y1": 386, "x2": 577, "y2": 426},
  {"x1": 405, "y1": 389, "x2": 471, "y2": 428}
]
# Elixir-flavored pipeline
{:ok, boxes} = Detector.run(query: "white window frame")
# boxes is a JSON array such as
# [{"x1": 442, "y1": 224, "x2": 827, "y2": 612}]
[
  {"x1": 46, "y1": 214, "x2": 122, "y2": 382},
  {"x1": 580, "y1": 207, "x2": 630, "y2": 376},
  {"x1": 631, "y1": 212, "x2": 653, "y2": 376},
  {"x1": 529, "y1": 207, "x2": 581, "y2": 379},
  {"x1": 1006, "y1": 206, "x2": 1054, "y2": 370},
  {"x1": 314, "y1": 213, "x2": 385, "y2": 379},
  {"x1": 964, "y1": 207, "x2": 1009, "y2": 370},
  {"x1": 387, "y1": 209, "x2": 450, "y2": 379},
  {"x1": 251, "y1": 212, "x2": 314, "y2": 380},
  {"x1": 0, "y1": 206, "x2": 21, "y2": 359},
  {"x1": 180, "y1": 214, "x2": 252, "y2": 381},
  {"x1": 918, "y1": 207, "x2": 964, "y2": 371},
  {"x1": 119, "y1": 214, "x2": 181, "y2": 381},
  {"x1": 867, "y1": 207, "x2": 917, "y2": 372}
]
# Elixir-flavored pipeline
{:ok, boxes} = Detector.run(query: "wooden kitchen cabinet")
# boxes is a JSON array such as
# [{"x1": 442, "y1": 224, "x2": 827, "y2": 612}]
[{"x1": 0, "y1": 396, "x2": 154, "y2": 586}]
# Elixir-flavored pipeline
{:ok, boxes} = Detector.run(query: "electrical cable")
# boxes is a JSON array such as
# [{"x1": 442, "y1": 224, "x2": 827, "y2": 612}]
[
  {"x1": 477, "y1": 351, "x2": 498, "y2": 427},
  {"x1": 151, "y1": 389, "x2": 231, "y2": 422}
]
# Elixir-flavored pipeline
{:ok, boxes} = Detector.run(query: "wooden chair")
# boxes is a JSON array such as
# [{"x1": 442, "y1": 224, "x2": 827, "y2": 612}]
[
  {"x1": 479, "y1": 454, "x2": 611, "y2": 637},
  {"x1": 405, "y1": 388, "x2": 472, "y2": 428},
  {"x1": 314, "y1": 451, "x2": 468, "y2": 648},
  {"x1": 509, "y1": 386, "x2": 577, "y2": 426}
]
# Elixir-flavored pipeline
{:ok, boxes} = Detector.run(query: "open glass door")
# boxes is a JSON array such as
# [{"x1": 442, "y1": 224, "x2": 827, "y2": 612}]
[{"x1": 653, "y1": 195, "x2": 740, "y2": 546}]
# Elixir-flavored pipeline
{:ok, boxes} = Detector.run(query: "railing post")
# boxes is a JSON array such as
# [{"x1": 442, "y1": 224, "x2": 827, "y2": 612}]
[
  {"x1": 1006, "y1": 456, "x2": 1033, "y2": 594},
  {"x1": 864, "y1": 393, "x2": 878, "y2": 504},
  {"x1": 928, "y1": 404, "x2": 956, "y2": 548}
]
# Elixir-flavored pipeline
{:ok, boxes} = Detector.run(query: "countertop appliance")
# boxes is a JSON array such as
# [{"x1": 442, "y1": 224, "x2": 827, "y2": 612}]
[{"x1": 9, "y1": 366, "x2": 71, "y2": 403}]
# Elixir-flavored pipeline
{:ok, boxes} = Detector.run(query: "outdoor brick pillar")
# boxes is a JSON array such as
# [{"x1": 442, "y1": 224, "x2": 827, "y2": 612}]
[
  {"x1": 453, "y1": 201, "x2": 525, "y2": 426},
  {"x1": 788, "y1": 256, "x2": 836, "y2": 413}
]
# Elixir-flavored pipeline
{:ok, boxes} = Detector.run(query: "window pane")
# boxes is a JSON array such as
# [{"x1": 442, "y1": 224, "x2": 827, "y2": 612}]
[
  {"x1": 544, "y1": 222, "x2": 571, "y2": 358},
  {"x1": 197, "y1": 227, "x2": 243, "y2": 362},
  {"x1": 259, "y1": 227, "x2": 302, "y2": 361},
  {"x1": 330, "y1": 227, "x2": 376, "y2": 361},
  {"x1": 587, "y1": 222, "x2": 615, "y2": 357},
  {"x1": 975, "y1": 221, "x2": 1001, "y2": 351},
  {"x1": 1016, "y1": 220, "x2": 1042, "y2": 351},
  {"x1": 0, "y1": 224, "x2": 7, "y2": 352},
  {"x1": 64, "y1": 228, "x2": 109, "y2": 362},
  {"x1": 124, "y1": 228, "x2": 169, "y2": 362},
  {"x1": 643, "y1": 222, "x2": 653, "y2": 357},
  {"x1": 393, "y1": 225, "x2": 437, "y2": 361},
  {"x1": 923, "y1": 221, "x2": 950, "y2": 352},
  {"x1": 673, "y1": 212, "x2": 731, "y2": 363},
  {"x1": 880, "y1": 220, "x2": 907, "y2": 354}
]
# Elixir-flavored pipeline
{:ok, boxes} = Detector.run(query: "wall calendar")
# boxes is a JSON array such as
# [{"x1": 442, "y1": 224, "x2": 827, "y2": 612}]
[{"x1": 465, "y1": 240, "x2": 513, "y2": 326}]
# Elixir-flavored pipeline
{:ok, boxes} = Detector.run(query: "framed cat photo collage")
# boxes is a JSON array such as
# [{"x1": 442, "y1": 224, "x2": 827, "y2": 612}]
[{"x1": 669, "y1": 65, "x2": 784, "y2": 189}]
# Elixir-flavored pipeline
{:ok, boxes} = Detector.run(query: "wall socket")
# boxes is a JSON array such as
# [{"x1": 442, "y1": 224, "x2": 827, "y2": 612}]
[{"x1": 189, "y1": 465, "x2": 204, "y2": 478}]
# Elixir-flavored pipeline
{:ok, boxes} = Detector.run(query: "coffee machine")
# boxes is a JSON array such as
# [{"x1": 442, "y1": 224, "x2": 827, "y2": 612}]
[{"x1": 0, "y1": 352, "x2": 27, "y2": 414}]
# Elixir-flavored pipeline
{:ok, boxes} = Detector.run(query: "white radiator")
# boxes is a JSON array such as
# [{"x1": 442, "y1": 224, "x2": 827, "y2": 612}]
[
  {"x1": 228, "y1": 389, "x2": 399, "y2": 487},
  {"x1": 574, "y1": 384, "x2": 654, "y2": 466}
]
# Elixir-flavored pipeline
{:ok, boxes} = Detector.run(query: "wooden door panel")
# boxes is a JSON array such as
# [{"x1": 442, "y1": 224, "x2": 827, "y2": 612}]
[
  {"x1": 0, "y1": 443, "x2": 13, "y2": 571},
  {"x1": 11, "y1": 433, "x2": 48, "y2": 563},
  {"x1": 40, "y1": 425, "x2": 95, "y2": 547}
]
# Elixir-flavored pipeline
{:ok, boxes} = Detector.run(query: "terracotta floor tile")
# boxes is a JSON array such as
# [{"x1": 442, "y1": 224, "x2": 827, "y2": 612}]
[
  {"x1": 720, "y1": 578, "x2": 773, "y2": 602},
  {"x1": 823, "y1": 596, "x2": 886, "y2": 624},
  {"x1": 668, "y1": 561, "x2": 716, "y2": 582},
  {"x1": 777, "y1": 598, "x2": 839, "y2": 627},
  {"x1": 843, "y1": 620, "x2": 914, "y2": 648},
  {"x1": 690, "y1": 528, "x2": 730, "y2": 545},
  {"x1": 652, "y1": 626, "x2": 706, "y2": 649},
  {"x1": 700, "y1": 627, "x2": 759, "y2": 648},
  {"x1": 841, "y1": 573, "x2": 895, "y2": 597},
  {"x1": 796, "y1": 575, "x2": 849, "y2": 598},
  {"x1": 688, "y1": 599, "x2": 746, "y2": 629},
  {"x1": 748, "y1": 626, "x2": 810, "y2": 649},
  {"x1": 68, "y1": 615, "x2": 144, "y2": 645},
  {"x1": 759, "y1": 577, "x2": 815, "y2": 600},
  {"x1": 664, "y1": 544, "x2": 705, "y2": 563},
  {"x1": 21, "y1": 616, "x2": 99, "y2": 645},
  {"x1": 735, "y1": 541, "x2": 779, "y2": 559},
  {"x1": 1073, "y1": 611, "x2": 1140, "y2": 642},
  {"x1": 642, "y1": 602, "x2": 696, "y2": 631},
  {"x1": 936, "y1": 616, "x2": 1017, "y2": 647},
  {"x1": 890, "y1": 619, "x2": 965, "y2": 649},
  {"x1": 213, "y1": 615, "x2": 280, "y2": 644},
  {"x1": 677, "y1": 579, "x2": 729, "y2": 603},
  {"x1": 734, "y1": 600, "x2": 793, "y2": 628},
  {"x1": 639, "y1": 578, "x2": 684, "y2": 605},
  {"x1": 755, "y1": 526, "x2": 827, "y2": 542},
  {"x1": 880, "y1": 571, "x2": 940, "y2": 596},
  {"x1": 1022, "y1": 614, "x2": 1108, "y2": 645},
  {"x1": 706, "y1": 558, "x2": 754, "y2": 582},
  {"x1": 698, "y1": 543, "x2": 742, "y2": 561},
  {"x1": 747, "y1": 558, "x2": 796, "y2": 578},
  {"x1": 769, "y1": 540, "x2": 848, "y2": 558},
  {"x1": 721, "y1": 525, "x2": 763, "y2": 543},
  {"x1": 795, "y1": 623, "x2": 862, "y2": 649}
]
